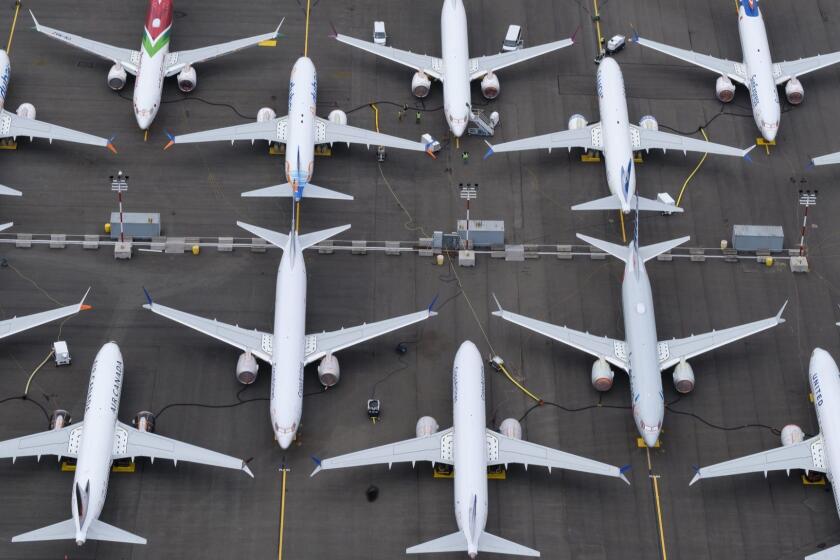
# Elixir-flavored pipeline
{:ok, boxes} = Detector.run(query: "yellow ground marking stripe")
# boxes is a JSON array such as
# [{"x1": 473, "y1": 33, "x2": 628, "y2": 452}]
[
  {"x1": 646, "y1": 446, "x2": 668, "y2": 560},
  {"x1": 593, "y1": 0, "x2": 604, "y2": 51},
  {"x1": 278, "y1": 466, "x2": 289, "y2": 560},
  {"x1": 6, "y1": 1, "x2": 20, "y2": 53},
  {"x1": 675, "y1": 128, "x2": 709, "y2": 207},
  {"x1": 303, "y1": 0, "x2": 312, "y2": 57}
]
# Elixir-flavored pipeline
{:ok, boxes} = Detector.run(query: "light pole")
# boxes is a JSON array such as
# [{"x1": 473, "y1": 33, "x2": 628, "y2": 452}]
[
  {"x1": 798, "y1": 189, "x2": 817, "y2": 256},
  {"x1": 110, "y1": 171, "x2": 129, "y2": 243},
  {"x1": 459, "y1": 183, "x2": 478, "y2": 248}
]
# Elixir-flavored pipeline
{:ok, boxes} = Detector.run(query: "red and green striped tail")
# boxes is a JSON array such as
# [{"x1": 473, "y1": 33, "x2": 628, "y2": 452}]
[{"x1": 143, "y1": 0, "x2": 173, "y2": 57}]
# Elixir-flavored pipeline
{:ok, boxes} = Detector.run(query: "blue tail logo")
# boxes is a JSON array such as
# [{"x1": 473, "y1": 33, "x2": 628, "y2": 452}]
[{"x1": 621, "y1": 158, "x2": 633, "y2": 199}]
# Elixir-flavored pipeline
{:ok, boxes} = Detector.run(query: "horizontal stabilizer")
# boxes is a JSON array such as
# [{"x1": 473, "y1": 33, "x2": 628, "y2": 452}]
[
  {"x1": 479, "y1": 532, "x2": 540, "y2": 557},
  {"x1": 407, "y1": 531, "x2": 467, "y2": 555},
  {"x1": 572, "y1": 194, "x2": 683, "y2": 213},
  {"x1": 638, "y1": 236, "x2": 690, "y2": 263},
  {"x1": 86, "y1": 519, "x2": 147, "y2": 544},
  {"x1": 576, "y1": 233, "x2": 628, "y2": 263},
  {"x1": 242, "y1": 183, "x2": 353, "y2": 201},
  {"x1": 0, "y1": 222, "x2": 12, "y2": 232},
  {"x1": 0, "y1": 185, "x2": 22, "y2": 197},
  {"x1": 12, "y1": 518, "x2": 146, "y2": 544},
  {"x1": 297, "y1": 224, "x2": 352, "y2": 251},
  {"x1": 236, "y1": 221, "x2": 290, "y2": 250}
]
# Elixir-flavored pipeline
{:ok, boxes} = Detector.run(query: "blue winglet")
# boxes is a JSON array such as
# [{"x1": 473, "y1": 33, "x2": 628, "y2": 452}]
[
  {"x1": 631, "y1": 27, "x2": 640, "y2": 43},
  {"x1": 620, "y1": 464, "x2": 632, "y2": 474},
  {"x1": 806, "y1": 160, "x2": 816, "y2": 170},
  {"x1": 483, "y1": 146, "x2": 494, "y2": 160},
  {"x1": 165, "y1": 130, "x2": 175, "y2": 142},
  {"x1": 428, "y1": 293, "x2": 440, "y2": 313},
  {"x1": 692, "y1": 465, "x2": 700, "y2": 473},
  {"x1": 743, "y1": 153, "x2": 753, "y2": 164},
  {"x1": 311, "y1": 455, "x2": 322, "y2": 467},
  {"x1": 143, "y1": 287, "x2": 153, "y2": 306}
]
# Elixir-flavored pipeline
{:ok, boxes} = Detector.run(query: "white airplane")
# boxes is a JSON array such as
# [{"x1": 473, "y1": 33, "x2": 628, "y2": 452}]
[
  {"x1": 30, "y1": 1, "x2": 282, "y2": 130},
  {"x1": 485, "y1": 57, "x2": 754, "y2": 214},
  {"x1": 634, "y1": 0, "x2": 840, "y2": 142},
  {"x1": 143, "y1": 217, "x2": 436, "y2": 449},
  {"x1": 332, "y1": 0, "x2": 576, "y2": 137},
  {"x1": 493, "y1": 220, "x2": 786, "y2": 447},
  {"x1": 690, "y1": 347, "x2": 840, "y2": 560},
  {"x1": 165, "y1": 56, "x2": 434, "y2": 202},
  {"x1": 0, "y1": 341, "x2": 252, "y2": 546},
  {"x1": 0, "y1": 288, "x2": 90, "y2": 341},
  {"x1": 311, "y1": 340, "x2": 629, "y2": 558}
]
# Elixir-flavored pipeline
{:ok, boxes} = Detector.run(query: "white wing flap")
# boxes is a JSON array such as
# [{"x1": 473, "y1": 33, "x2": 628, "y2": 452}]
[
  {"x1": 469, "y1": 38, "x2": 574, "y2": 79},
  {"x1": 487, "y1": 429, "x2": 628, "y2": 482},
  {"x1": 165, "y1": 24, "x2": 283, "y2": 76},
  {"x1": 812, "y1": 151, "x2": 840, "y2": 167},
  {"x1": 334, "y1": 33, "x2": 442, "y2": 79},
  {"x1": 172, "y1": 116, "x2": 288, "y2": 146},
  {"x1": 143, "y1": 302, "x2": 272, "y2": 362},
  {"x1": 315, "y1": 117, "x2": 428, "y2": 151},
  {"x1": 691, "y1": 435, "x2": 825, "y2": 485},
  {"x1": 634, "y1": 36, "x2": 746, "y2": 84},
  {"x1": 632, "y1": 125, "x2": 752, "y2": 158},
  {"x1": 113, "y1": 422, "x2": 252, "y2": 476},
  {"x1": 488, "y1": 124, "x2": 602, "y2": 156},
  {"x1": 0, "y1": 289, "x2": 90, "y2": 341},
  {"x1": 0, "y1": 109, "x2": 109, "y2": 148},
  {"x1": 774, "y1": 52, "x2": 840, "y2": 84},
  {"x1": 311, "y1": 428, "x2": 454, "y2": 476},
  {"x1": 304, "y1": 309, "x2": 435, "y2": 365},
  {"x1": 0, "y1": 423, "x2": 82, "y2": 461}
]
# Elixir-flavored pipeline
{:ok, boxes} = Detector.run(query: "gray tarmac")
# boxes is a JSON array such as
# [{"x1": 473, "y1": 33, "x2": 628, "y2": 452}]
[{"x1": 0, "y1": 0, "x2": 840, "y2": 558}]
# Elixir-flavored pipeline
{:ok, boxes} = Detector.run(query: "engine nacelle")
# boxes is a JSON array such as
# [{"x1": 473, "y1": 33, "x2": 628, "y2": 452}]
[
  {"x1": 639, "y1": 115, "x2": 658, "y2": 131},
  {"x1": 107, "y1": 63, "x2": 127, "y2": 91},
  {"x1": 591, "y1": 358, "x2": 614, "y2": 391},
  {"x1": 411, "y1": 71, "x2": 431, "y2": 98},
  {"x1": 480, "y1": 72, "x2": 500, "y2": 100},
  {"x1": 785, "y1": 78, "x2": 804, "y2": 105},
  {"x1": 317, "y1": 353, "x2": 340, "y2": 387},
  {"x1": 500, "y1": 418, "x2": 523, "y2": 440},
  {"x1": 416, "y1": 416, "x2": 439, "y2": 437},
  {"x1": 50, "y1": 409, "x2": 71, "y2": 430},
  {"x1": 715, "y1": 75, "x2": 735, "y2": 103},
  {"x1": 177, "y1": 66, "x2": 197, "y2": 93},
  {"x1": 328, "y1": 109, "x2": 348, "y2": 126},
  {"x1": 236, "y1": 351, "x2": 259, "y2": 385},
  {"x1": 15, "y1": 103, "x2": 35, "y2": 120},
  {"x1": 133, "y1": 411, "x2": 156, "y2": 433},
  {"x1": 568, "y1": 113, "x2": 588, "y2": 130},
  {"x1": 257, "y1": 107, "x2": 277, "y2": 123},
  {"x1": 673, "y1": 360, "x2": 695, "y2": 394},
  {"x1": 781, "y1": 424, "x2": 805, "y2": 447}
]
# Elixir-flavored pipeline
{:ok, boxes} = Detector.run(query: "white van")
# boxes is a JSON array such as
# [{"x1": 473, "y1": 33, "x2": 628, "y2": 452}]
[
  {"x1": 373, "y1": 21, "x2": 387, "y2": 45},
  {"x1": 502, "y1": 25, "x2": 522, "y2": 52}
]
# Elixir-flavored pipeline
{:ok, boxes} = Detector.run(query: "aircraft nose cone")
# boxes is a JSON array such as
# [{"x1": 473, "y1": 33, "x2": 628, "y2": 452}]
[
  {"x1": 642, "y1": 430, "x2": 659, "y2": 448},
  {"x1": 277, "y1": 432, "x2": 295, "y2": 449},
  {"x1": 451, "y1": 120, "x2": 467, "y2": 138},
  {"x1": 135, "y1": 115, "x2": 152, "y2": 131},
  {"x1": 762, "y1": 127, "x2": 777, "y2": 142}
]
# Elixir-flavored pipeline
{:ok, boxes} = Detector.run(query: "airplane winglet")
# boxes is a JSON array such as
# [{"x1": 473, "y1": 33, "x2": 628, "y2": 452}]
[
  {"x1": 28, "y1": 9, "x2": 39, "y2": 30},
  {"x1": 570, "y1": 25, "x2": 582, "y2": 44},
  {"x1": 483, "y1": 140, "x2": 495, "y2": 160},
  {"x1": 328, "y1": 21, "x2": 338, "y2": 39},
  {"x1": 107, "y1": 135, "x2": 118, "y2": 154},
  {"x1": 142, "y1": 287, "x2": 153, "y2": 307},
  {"x1": 689, "y1": 466, "x2": 701, "y2": 486},
  {"x1": 163, "y1": 130, "x2": 175, "y2": 151},
  {"x1": 630, "y1": 27, "x2": 640, "y2": 43},
  {"x1": 619, "y1": 464, "x2": 632, "y2": 485},
  {"x1": 807, "y1": 160, "x2": 817, "y2": 170},
  {"x1": 310, "y1": 456, "x2": 322, "y2": 477},
  {"x1": 79, "y1": 287, "x2": 92, "y2": 311},
  {"x1": 776, "y1": 300, "x2": 788, "y2": 323},
  {"x1": 275, "y1": 17, "x2": 286, "y2": 38},
  {"x1": 428, "y1": 294, "x2": 440, "y2": 313},
  {"x1": 242, "y1": 462, "x2": 254, "y2": 478}
]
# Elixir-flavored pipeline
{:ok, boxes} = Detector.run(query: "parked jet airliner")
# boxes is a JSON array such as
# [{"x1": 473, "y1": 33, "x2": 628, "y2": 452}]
[{"x1": 312, "y1": 341, "x2": 629, "y2": 557}]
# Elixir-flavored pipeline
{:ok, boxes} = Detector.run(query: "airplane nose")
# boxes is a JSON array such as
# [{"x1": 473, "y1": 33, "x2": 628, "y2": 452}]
[
  {"x1": 642, "y1": 430, "x2": 659, "y2": 448},
  {"x1": 135, "y1": 113, "x2": 152, "y2": 131},
  {"x1": 451, "y1": 120, "x2": 467, "y2": 138},
  {"x1": 761, "y1": 127, "x2": 777, "y2": 142},
  {"x1": 277, "y1": 432, "x2": 295, "y2": 449}
]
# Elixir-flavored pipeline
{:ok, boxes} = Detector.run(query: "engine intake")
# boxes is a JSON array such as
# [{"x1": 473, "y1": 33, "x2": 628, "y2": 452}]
[
  {"x1": 177, "y1": 66, "x2": 197, "y2": 93},
  {"x1": 715, "y1": 76, "x2": 735, "y2": 103},
  {"x1": 15, "y1": 103, "x2": 35, "y2": 120},
  {"x1": 639, "y1": 115, "x2": 658, "y2": 131},
  {"x1": 107, "y1": 63, "x2": 127, "y2": 91},
  {"x1": 133, "y1": 411, "x2": 156, "y2": 433},
  {"x1": 257, "y1": 107, "x2": 277, "y2": 123},
  {"x1": 236, "y1": 351, "x2": 259, "y2": 385},
  {"x1": 50, "y1": 410, "x2": 71, "y2": 430},
  {"x1": 785, "y1": 78, "x2": 804, "y2": 105},
  {"x1": 411, "y1": 71, "x2": 431, "y2": 98},
  {"x1": 328, "y1": 109, "x2": 348, "y2": 126},
  {"x1": 781, "y1": 424, "x2": 804, "y2": 447},
  {"x1": 568, "y1": 114, "x2": 588, "y2": 130},
  {"x1": 416, "y1": 416, "x2": 439, "y2": 437},
  {"x1": 673, "y1": 360, "x2": 695, "y2": 394},
  {"x1": 317, "y1": 354, "x2": 340, "y2": 387},
  {"x1": 480, "y1": 72, "x2": 500, "y2": 100},
  {"x1": 591, "y1": 358, "x2": 614, "y2": 391},
  {"x1": 500, "y1": 418, "x2": 522, "y2": 440}
]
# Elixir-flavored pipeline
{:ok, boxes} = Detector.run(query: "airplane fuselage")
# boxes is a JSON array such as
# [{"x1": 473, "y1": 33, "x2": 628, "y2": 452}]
[
  {"x1": 597, "y1": 58, "x2": 636, "y2": 213},
  {"x1": 70, "y1": 342, "x2": 123, "y2": 545},
  {"x1": 621, "y1": 250, "x2": 664, "y2": 447},
  {"x1": 737, "y1": 3, "x2": 780, "y2": 141},
  {"x1": 133, "y1": 0, "x2": 172, "y2": 130},
  {"x1": 285, "y1": 57, "x2": 317, "y2": 199},
  {"x1": 440, "y1": 0, "x2": 471, "y2": 137},
  {"x1": 452, "y1": 341, "x2": 488, "y2": 558},
  {"x1": 809, "y1": 349, "x2": 840, "y2": 518}
]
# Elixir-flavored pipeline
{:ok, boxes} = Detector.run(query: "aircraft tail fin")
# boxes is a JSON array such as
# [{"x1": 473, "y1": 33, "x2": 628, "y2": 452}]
[
  {"x1": 297, "y1": 224, "x2": 352, "y2": 251},
  {"x1": 406, "y1": 531, "x2": 539, "y2": 556},
  {"x1": 576, "y1": 233, "x2": 629, "y2": 263},
  {"x1": 478, "y1": 532, "x2": 540, "y2": 557},
  {"x1": 572, "y1": 194, "x2": 682, "y2": 214},
  {"x1": 242, "y1": 183, "x2": 353, "y2": 201},
  {"x1": 638, "y1": 236, "x2": 690, "y2": 263},
  {"x1": 237, "y1": 221, "x2": 290, "y2": 250},
  {"x1": 12, "y1": 518, "x2": 146, "y2": 545}
]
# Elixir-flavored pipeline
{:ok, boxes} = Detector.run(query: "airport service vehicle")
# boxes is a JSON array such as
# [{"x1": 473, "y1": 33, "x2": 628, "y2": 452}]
[
  {"x1": 634, "y1": 0, "x2": 840, "y2": 142},
  {"x1": 332, "y1": 0, "x2": 576, "y2": 137},
  {"x1": 493, "y1": 219, "x2": 786, "y2": 447},
  {"x1": 0, "y1": 342, "x2": 251, "y2": 545},
  {"x1": 502, "y1": 25, "x2": 523, "y2": 52},
  {"x1": 166, "y1": 56, "x2": 434, "y2": 202},
  {"x1": 485, "y1": 58, "x2": 754, "y2": 213},
  {"x1": 692, "y1": 348, "x2": 840, "y2": 560},
  {"x1": 30, "y1": 1, "x2": 282, "y2": 130},
  {"x1": 373, "y1": 21, "x2": 387, "y2": 45},
  {"x1": 144, "y1": 216, "x2": 436, "y2": 450},
  {"x1": 312, "y1": 340, "x2": 629, "y2": 558}
]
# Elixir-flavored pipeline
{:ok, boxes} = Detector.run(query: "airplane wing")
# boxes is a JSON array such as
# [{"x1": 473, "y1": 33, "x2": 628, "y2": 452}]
[
  {"x1": 311, "y1": 427, "x2": 455, "y2": 476},
  {"x1": 169, "y1": 116, "x2": 289, "y2": 147},
  {"x1": 485, "y1": 124, "x2": 603, "y2": 157},
  {"x1": 690, "y1": 434, "x2": 825, "y2": 485},
  {"x1": 633, "y1": 35, "x2": 746, "y2": 84},
  {"x1": 774, "y1": 53, "x2": 840, "y2": 84},
  {"x1": 304, "y1": 308, "x2": 436, "y2": 365},
  {"x1": 469, "y1": 38, "x2": 575, "y2": 79},
  {"x1": 333, "y1": 33, "x2": 443, "y2": 80},
  {"x1": 315, "y1": 117, "x2": 430, "y2": 152},
  {"x1": 658, "y1": 303, "x2": 787, "y2": 371},
  {"x1": 631, "y1": 125, "x2": 754, "y2": 158},
  {"x1": 142, "y1": 297, "x2": 272, "y2": 362},
  {"x1": 30, "y1": 11, "x2": 139, "y2": 74},
  {"x1": 487, "y1": 429, "x2": 629, "y2": 483},
  {"x1": 0, "y1": 109, "x2": 113, "y2": 149},
  {"x1": 0, "y1": 288, "x2": 91, "y2": 341},
  {"x1": 492, "y1": 299, "x2": 628, "y2": 371},
  {"x1": 812, "y1": 151, "x2": 840, "y2": 167},
  {"x1": 113, "y1": 421, "x2": 252, "y2": 477},
  {"x1": 0, "y1": 422, "x2": 81, "y2": 461},
  {"x1": 165, "y1": 20, "x2": 284, "y2": 77}
]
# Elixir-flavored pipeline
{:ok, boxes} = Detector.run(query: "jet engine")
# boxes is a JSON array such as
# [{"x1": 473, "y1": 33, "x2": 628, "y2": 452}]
[
  {"x1": 133, "y1": 411, "x2": 156, "y2": 433},
  {"x1": 480, "y1": 72, "x2": 500, "y2": 99},
  {"x1": 317, "y1": 353, "x2": 340, "y2": 387},
  {"x1": 411, "y1": 71, "x2": 431, "y2": 98},
  {"x1": 568, "y1": 114, "x2": 588, "y2": 130},
  {"x1": 591, "y1": 358, "x2": 614, "y2": 391},
  {"x1": 177, "y1": 66, "x2": 197, "y2": 93},
  {"x1": 781, "y1": 424, "x2": 805, "y2": 447},
  {"x1": 715, "y1": 76, "x2": 735, "y2": 103},
  {"x1": 500, "y1": 418, "x2": 523, "y2": 440},
  {"x1": 328, "y1": 109, "x2": 348, "y2": 126},
  {"x1": 107, "y1": 63, "x2": 127, "y2": 91},
  {"x1": 416, "y1": 416, "x2": 439, "y2": 437},
  {"x1": 15, "y1": 103, "x2": 35, "y2": 120},
  {"x1": 672, "y1": 360, "x2": 695, "y2": 394},
  {"x1": 236, "y1": 351, "x2": 259, "y2": 385},
  {"x1": 639, "y1": 115, "x2": 658, "y2": 131},
  {"x1": 257, "y1": 107, "x2": 277, "y2": 123},
  {"x1": 50, "y1": 409, "x2": 71, "y2": 430},
  {"x1": 785, "y1": 78, "x2": 804, "y2": 105}
]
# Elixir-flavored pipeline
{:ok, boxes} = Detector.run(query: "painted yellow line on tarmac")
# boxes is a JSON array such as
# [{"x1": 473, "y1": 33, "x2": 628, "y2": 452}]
[
  {"x1": 592, "y1": 0, "x2": 604, "y2": 52},
  {"x1": 6, "y1": 1, "x2": 20, "y2": 54},
  {"x1": 278, "y1": 466, "x2": 289, "y2": 560},
  {"x1": 303, "y1": 0, "x2": 312, "y2": 57},
  {"x1": 646, "y1": 446, "x2": 668, "y2": 560}
]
